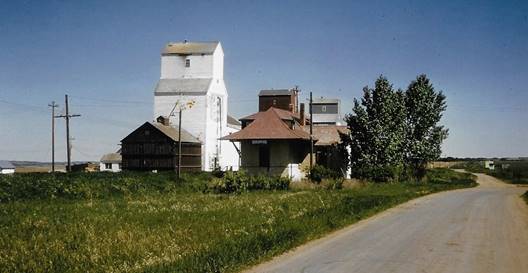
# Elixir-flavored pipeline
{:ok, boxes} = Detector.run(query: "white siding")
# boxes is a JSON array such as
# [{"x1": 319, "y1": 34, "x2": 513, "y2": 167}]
[
  {"x1": 203, "y1": 84, "x2": 228, "y2": 171},
  {"x1": 212, "y1": 44, "x2": 224, "y2": 80},
  {"x1": 221, "y1": 125, "x2": 240, "y2": 171},
  {"x1": 160, "y1": 55, "x2": 215, "y2": 79},
  {"x1": 160, "y1": 55, "x2": 185, "y2": 79},
  {"x1": 100, "y1": 162, "x2": 121, "y2": 172},
  {"x1": 154, "y1": 94, "x2": 207, "y2": 141},
  {"x1": 312, "y1": 113, "x2": 343, "y2": 125},
  {"x1": 283, "y1": 164, "x2": 304, "y2": 182}
]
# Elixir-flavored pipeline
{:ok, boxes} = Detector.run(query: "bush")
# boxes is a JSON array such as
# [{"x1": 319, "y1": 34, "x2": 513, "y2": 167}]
[
  {"x1": 211, "y1": 167, "x2": 225, "y2": 178},
  {"x1": 424, "y1": 168, "x2": 477, "y2": 186},
  {"x1": 321, "y1": 178, "x2": 344, "y2": 190},
  {"x1": 309, "y1": 165, "x2": 342, "y2": 183},
  {"x1": 351, "y1": 165, "x2": 408, "y2": 182},
  {"x1": 207, "y1": 170, "x2": 290, "y2": 194},
  {"x1": 490, "y1": 163, "x2": 528, "y2": 184}
]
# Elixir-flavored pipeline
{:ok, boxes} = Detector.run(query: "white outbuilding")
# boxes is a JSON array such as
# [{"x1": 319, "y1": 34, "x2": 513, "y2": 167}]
[
  {"x1": 484, "y1": 160, "x2": 495, "y2": 171},
  {"x1": 100, "y1": 153, "x2": 122, "y2": 172},
  {"x1": 0, "y1": 160, "x2": 15, "y2": 174},
  {"x1": 153, "y1": 41, "x2": 240, "y2": 171}
]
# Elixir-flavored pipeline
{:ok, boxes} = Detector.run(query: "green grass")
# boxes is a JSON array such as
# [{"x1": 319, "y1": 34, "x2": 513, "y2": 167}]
[
  {"x1": 451, "y1": 160, "x2": 528, "y2": 184},
  {"x1": 0, "y1": 171, "x2": 213, "y2": 202},
  {"x1": 0, "y1": 170, "x2": 476, "y2": 273},
  {"x1": 450, "y1": 161, "x2": 488, "y2": 173}
]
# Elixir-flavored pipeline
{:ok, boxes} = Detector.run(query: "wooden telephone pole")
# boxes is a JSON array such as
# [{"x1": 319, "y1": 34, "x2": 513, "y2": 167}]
[
  {"x1": 48, "y1": 101, "x2": 59, "y2": 172},
  {"x1": 54, "y1": 94, "x2": 81, "y2": 172},
  {"x1": 169, "y1": 98, "x2": 195, "y2": 179},
  {"x1": 178, "y1": 109, "x2": 182, "y2": 178},
  {"x1": 309, "y1": 91, "x2": 314, "y2": 177}
]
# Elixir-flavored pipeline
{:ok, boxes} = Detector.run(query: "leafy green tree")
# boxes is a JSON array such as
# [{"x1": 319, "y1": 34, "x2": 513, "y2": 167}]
[
  {"x1": 345, "y1": 76, "x2": 406, "y2": 181},
  {"x1": 404, "y1": 74, "x2": 449, "y2": 177}
]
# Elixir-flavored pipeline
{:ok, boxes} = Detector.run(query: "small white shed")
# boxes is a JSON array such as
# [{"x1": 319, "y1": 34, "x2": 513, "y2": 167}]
[
  {"x1": 100, "y1": 153, "x2": 122, "y2": 172},
  {"x1": 484, "y1": 160, "x2": 495, "y2": 170},
  {"x1": 0, "y1": 160, "x2": 15, "y2": 174}
]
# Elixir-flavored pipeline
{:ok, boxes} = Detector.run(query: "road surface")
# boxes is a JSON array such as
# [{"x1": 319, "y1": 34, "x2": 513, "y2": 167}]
[{"x1": 245, "y1": 173, "x2": 528, "y2": 273}]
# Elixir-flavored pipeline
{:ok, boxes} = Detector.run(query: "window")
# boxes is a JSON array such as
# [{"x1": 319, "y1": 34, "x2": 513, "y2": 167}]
[
  {"x1": 272, "y1": 99, "x2": 277, "y2": 105},
  {"x1": 105, "y1": 163, "x2": 112, "y2": 169},
  {"x1": 185, "y1": 59, "x2": 190, "y2": 67},
  {"x1": 321, "y1": 105, "x2": 327, "y2": 112}
]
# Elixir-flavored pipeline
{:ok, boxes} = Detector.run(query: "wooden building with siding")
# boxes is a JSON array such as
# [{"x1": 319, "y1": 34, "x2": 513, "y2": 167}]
[
  {"x1": 258, "y1": 88, "x2": 300, "y2": 113},
  {"x1": 121, "y1": 121, "x2": 202, "y2": 171}
]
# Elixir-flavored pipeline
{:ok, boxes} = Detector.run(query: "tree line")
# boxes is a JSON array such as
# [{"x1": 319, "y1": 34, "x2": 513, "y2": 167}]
[{"x1": 341, "y1": 74, "x2": 448, "y2": 181}]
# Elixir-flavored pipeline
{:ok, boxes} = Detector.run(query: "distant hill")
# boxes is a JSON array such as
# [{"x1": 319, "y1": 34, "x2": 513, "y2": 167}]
[
  {"x1": 9, "y1": 161, "x2": 96, "y2": 167},
  {"x1": 3, "y1": 161, "x2": 98, "y2": 173}
]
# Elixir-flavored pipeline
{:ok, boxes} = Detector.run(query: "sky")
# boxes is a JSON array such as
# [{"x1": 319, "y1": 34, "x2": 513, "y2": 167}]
[{"x1": 0, "y1": 0, "x2": 527, "y2": 162}]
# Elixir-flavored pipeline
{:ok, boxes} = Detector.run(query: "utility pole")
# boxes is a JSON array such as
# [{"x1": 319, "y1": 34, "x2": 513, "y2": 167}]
[
  {"x1": 309, "y1": 91, "x2": 314, "y2": 178},
  {"x1": 178, "y1": 110, "x2": 182, "y2": 179},
  {"x1": 55, "y1": 94, "x2": 81, "y2": 172},
  {"x1": 48, "y1": 101, "x2": 59, "y2": 172},
  {"x1": 169, "y1": 99, "x2": 195, "y2": 179}
]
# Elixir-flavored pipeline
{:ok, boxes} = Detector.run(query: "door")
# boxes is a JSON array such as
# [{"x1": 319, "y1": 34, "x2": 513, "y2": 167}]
[{"x1": 258, "y1": 144, "x2": 270, "y2": 169}]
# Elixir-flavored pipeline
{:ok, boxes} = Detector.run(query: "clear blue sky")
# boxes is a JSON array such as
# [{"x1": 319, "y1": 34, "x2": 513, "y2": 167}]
[{"x1": 1, "y1": 0, "x2": 527, "y2": 161}]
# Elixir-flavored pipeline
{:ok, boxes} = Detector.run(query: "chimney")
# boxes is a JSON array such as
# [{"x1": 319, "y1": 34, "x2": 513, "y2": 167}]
[
  {"x1": 156, "y1": 116, "x2": 170, "y2": 126},
  {"x1": 292, "y1": 86, "x2": 299, "y2": 113},
  {"x1": 300, "y1": 103, "x2": 306, "y2": 126}
]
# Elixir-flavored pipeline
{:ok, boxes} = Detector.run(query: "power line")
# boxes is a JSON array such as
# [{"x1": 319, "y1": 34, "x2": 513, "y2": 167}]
[
  {"x1": 70, "y1": 103, "x2": 150, "y2": 108},
  {"x1": 0, "y1": 99, "x2": 49, "y2": 113},
  {"x1": 72, "y1": 146, "x2": 98, "y2": 158},
  {"x1": 69, "y1": 95, "x2": 151, "y2": 105},
  {"x1": 80, "y1": 114, "x2": 139, "y2": 128}
]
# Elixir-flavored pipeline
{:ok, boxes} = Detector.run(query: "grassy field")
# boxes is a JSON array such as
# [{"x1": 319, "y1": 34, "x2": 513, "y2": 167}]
[
  {"x1": 490, "y1": 160, "x2": 528, "y2": 184},
  {"x1": 452, "y1": 160, "x2": 528, "y2": 184},
  {"x1": 0, "y1": 169, "x2": 475, "y2": 273}
]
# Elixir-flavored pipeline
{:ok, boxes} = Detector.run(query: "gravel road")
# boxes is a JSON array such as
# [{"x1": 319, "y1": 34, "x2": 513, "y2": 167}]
[{"x1": 245, "y1": 173, "x2": 528, "y2": 273}]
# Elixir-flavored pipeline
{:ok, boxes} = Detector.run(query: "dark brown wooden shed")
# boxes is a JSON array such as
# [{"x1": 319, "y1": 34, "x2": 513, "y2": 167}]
[{"x1": 121, "y1": 122, "x2": 202, "y2": 172}]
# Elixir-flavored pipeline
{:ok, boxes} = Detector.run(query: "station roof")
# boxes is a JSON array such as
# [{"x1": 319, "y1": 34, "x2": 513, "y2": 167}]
[
  {"x1": 162, "y1": 41, "x2": 219, "y2": 55},
  {"x1": 221, "y1": 107, "x2": 311, "y2": 141}
]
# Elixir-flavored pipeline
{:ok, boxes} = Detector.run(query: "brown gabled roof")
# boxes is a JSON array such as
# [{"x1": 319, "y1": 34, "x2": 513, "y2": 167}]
[
  {"x1": 304, "y1": 125, "x2": 349, "y2": 146},
  {"x1": 221, "y1": 107, "x2": 311, "y2": 141},
  {"x1": 240, "y1": 107, "x2": 301, "y2": 121},
  {"x1": 122, "y1": 122, "x2": 201, "y2": 144},
  {"x1": 151, "y1": 123, "x2": 201, "y2": 143},
  {"x1": 162, "y1": 41, "x2": 219, "y2": 55},
  {"x1": 258, "y1": 89, "x2": 293, "y2": 96}
]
